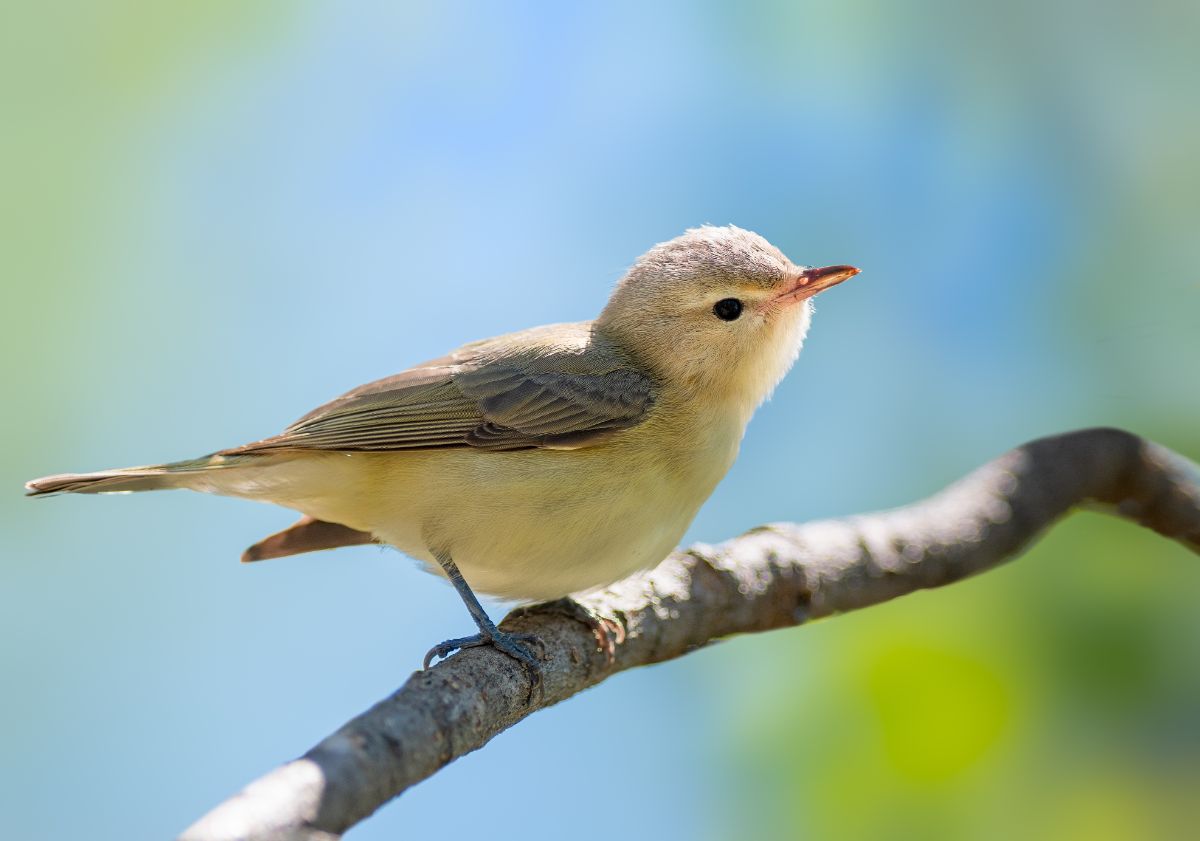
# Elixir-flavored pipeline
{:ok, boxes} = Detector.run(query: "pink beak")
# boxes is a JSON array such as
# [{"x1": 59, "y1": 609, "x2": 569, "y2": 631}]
[{"x1": 775, "y1": 265, "x2": 860, "y2": 305}]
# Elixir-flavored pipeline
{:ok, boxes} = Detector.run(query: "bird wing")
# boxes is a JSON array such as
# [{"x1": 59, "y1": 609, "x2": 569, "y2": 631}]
[{"x1": 228, "y1": 322, "x2": 657, "y2": 454}]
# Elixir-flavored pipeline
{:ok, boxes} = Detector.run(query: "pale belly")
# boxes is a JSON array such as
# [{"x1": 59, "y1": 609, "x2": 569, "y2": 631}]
[
  {"x1": 374, "y1": 444, "x2": 726, "y2": 601},
  {"x1": 258, "y1": 416, "x2": 737, "y2": 601}
]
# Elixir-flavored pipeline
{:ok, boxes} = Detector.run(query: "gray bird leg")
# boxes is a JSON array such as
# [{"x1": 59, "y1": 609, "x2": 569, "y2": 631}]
[{"x1": 423, "y1": 551, "x2": 543, "y2": 693}]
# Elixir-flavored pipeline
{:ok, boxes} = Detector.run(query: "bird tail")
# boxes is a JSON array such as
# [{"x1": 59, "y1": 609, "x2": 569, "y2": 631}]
[{"x1": 24, "y1": 453, "x2": 257, "y2": 497}]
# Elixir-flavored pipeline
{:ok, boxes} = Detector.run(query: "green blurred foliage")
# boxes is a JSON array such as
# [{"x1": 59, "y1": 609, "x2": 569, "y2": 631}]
[
  {"x1": 721, "y1": 516, "x2": 1200, "y2": 841},
  {"x1": 0, "y1": 1, "x2": 289, "y2": 400}
]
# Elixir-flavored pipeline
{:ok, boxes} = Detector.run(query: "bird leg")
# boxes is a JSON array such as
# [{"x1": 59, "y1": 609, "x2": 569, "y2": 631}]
[{"x1": 424, "y1": 552, "x2": 543, "y2": 694}]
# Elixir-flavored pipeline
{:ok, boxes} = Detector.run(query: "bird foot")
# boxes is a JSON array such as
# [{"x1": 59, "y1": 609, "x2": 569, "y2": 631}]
[
  {"x1": 423, "y1": 628, "x2": 544, "y2": 695},
  {"x1": 514, "y1": 597, "x2": 626, "y2": 663}
]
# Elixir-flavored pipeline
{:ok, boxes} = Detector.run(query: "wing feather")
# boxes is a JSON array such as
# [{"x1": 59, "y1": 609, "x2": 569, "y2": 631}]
[{"x1": 228, "y1": 322, "x2": 656, "y2": 454}]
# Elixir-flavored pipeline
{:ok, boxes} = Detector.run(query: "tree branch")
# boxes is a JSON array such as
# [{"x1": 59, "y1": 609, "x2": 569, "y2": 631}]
[{"x1": 179, "y1": 427, "x2": 1200, "y2": 841}]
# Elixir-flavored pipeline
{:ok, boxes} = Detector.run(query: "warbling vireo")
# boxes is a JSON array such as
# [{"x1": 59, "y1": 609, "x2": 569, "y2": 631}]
[{"x1": 27, "y1": 225, "x2": 858, "y2": 680}]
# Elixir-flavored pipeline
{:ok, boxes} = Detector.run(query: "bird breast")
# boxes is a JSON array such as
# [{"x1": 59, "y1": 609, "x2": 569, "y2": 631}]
[{"x1": 359, "y1": 398, "x2": 746, "y2": 602}]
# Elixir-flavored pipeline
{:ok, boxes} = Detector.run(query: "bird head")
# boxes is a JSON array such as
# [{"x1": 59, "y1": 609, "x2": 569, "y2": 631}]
[{"x1": 597, "y1": 225, "x2": 858, "y2": 412}]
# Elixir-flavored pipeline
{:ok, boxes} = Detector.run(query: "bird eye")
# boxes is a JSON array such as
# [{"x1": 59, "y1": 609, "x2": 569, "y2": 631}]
[{"x1": 713, "y1": 298, "x2": 743, "y2": 321}]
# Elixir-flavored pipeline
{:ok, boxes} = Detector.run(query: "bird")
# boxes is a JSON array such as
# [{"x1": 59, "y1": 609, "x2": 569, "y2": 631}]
[{"x1": 26, "y1": 225, "x2": 858, "y2": 684}]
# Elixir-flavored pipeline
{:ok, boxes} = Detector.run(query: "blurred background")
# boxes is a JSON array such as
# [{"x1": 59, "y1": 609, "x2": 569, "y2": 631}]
[{"x1": 2, "y1": 2, "x2": 1199, "y2": 839}]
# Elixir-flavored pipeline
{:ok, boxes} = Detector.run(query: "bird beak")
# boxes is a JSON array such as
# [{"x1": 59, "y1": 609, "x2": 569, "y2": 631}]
[{"x1": 775, "y1": 265, "x2": 860, "y2": 305}]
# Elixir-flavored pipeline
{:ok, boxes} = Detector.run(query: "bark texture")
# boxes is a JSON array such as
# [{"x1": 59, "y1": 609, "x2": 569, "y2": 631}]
[{"x1": 180, "y1": 428, "x2": 1200, "y2": 841}]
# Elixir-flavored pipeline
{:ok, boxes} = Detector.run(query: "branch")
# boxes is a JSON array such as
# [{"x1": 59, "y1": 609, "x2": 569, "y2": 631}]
[{"x1": 180, "y1": 427, "x2": 1200, "y2": 841}]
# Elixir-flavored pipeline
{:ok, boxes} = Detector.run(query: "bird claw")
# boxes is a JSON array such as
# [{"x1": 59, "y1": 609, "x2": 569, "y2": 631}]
[
  {"x1": 514, "y1": 597, "x2": 625, "y2": 663},
  {"x1": 423, "y1": 629, "x2": 544, "y2": 697}
]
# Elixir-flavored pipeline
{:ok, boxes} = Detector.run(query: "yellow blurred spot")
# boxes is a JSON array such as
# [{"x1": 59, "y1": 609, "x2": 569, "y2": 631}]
[{"x1": 864, "y1": 642, "x2": 1011, "y2": 783}]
